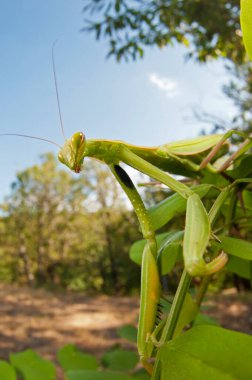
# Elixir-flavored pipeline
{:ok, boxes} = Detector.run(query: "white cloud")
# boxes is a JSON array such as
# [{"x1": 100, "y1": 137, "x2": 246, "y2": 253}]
[{"x1": 149, "y1": 72, "x2": 179, "y2": 98}]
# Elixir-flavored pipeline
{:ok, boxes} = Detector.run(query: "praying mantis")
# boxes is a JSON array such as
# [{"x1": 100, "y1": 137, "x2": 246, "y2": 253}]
[
  {"x1": 57, "y1": 130, "x2": 246, "y2": 373},
  {"x1": 4, "y1": 16, "x2": 252, "y2": 372},
  {"x1": 61, "y1": 5, "x2": 252, "y2": 375},
  {"x1": 2, "y1": 128, "x2": 241, "y2": 374}
]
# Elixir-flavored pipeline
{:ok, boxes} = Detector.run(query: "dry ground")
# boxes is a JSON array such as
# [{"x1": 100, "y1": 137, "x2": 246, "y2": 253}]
[{"x1": 0, "y1": 284, "x2": 251, "y2": 378}]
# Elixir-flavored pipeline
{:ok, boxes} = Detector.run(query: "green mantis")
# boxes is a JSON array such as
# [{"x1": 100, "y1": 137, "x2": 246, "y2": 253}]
[
  {"x1": 1, "y1": 125, "x2": 248, "y2": 374},
  {"x1": 2, "y1": 126, "x2": 246, "y2": 374},
  {"x1": 57, "y1": 130, "x2": 237, "y2": 373},
  {"x1": 3, "y1": 12, "x2": 252, "y2": 373}
]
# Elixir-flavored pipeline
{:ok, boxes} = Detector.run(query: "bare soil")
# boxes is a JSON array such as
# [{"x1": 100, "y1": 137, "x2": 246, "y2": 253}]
[{"x1": 0, "y1": 284, "x2": 251, "y2": 379}]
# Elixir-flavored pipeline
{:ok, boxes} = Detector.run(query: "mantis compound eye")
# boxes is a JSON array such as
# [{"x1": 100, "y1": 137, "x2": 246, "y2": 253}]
[{"x1": 79, "y1": 132, "x2": 85, "y2": 142}]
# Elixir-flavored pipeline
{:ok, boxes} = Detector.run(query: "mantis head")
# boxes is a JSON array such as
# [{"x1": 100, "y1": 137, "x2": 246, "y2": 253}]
[{"x1": 58, "y1": 132, "x2": 86, "y2": 173}]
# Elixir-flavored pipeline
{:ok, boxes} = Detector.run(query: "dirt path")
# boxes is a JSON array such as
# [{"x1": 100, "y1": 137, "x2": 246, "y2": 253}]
[
  {"x1": 0, "y1": 284, "x2": 139, "y2": 378},
  {"x1": 0, "y1": 285, "x2": 251, "y2": 378},
  {"x1": 204, "y1": 288, "x2": 252, "y2": 335}
]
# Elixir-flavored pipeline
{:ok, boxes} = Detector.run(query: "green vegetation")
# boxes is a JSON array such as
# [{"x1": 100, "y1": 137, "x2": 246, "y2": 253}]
[
  {"x1": 54, "y1": 123, "x2": 252, "y2": 377},
  {"x1": 1, "y1": 1, "x2": 252, "y2": 379},
  {"x1": 0, "y1": 154, "x2": 140, "y2": 293},
  {"x1": 83, "y1": 0, "x2": 242, "y2": 63},
  {"x1": 82, "y1": 0, "x2": 252, "y2": 135}
]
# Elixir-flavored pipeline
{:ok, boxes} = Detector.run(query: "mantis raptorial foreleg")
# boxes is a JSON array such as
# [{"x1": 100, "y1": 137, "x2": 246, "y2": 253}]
[
  {"x1": 183, "y1": 193, "x2": 228, "y2": 276},
  {"x1": 110, "y1": 164, "x2": 161, "y2": 374},
  {"x1": 199, "y1": 130, "x2": 252, "y2": 172}
]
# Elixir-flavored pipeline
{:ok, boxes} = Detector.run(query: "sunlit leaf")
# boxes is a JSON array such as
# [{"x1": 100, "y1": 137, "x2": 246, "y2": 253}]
[
  {"x1": 241, "y1": 0, "x2": 252, "y2": 60},
  {"x1": 101, "y1": 349, "x2": 138, "y2": 371},
  {"x1": 173, "y1": 293, "x2": 199, "y2": 338},
  {"x1": 193, "y1": 313, "x2": 219, "y2": 326},
  {"x1": 10, "y1": 350, "x2": 56, "y2": 380},
  {"x1": 159, "y1": 243, "x2": 182, "y2": 275},
  {"x1": 57, "y1": 344, "x2": 98, "y2": 371},
  {"x1": 0, "y1": 361, "x2": 16, "y2": 380},
  {"x1": 130, "y1": 232, "x2": 175, "y2": 265},
  {"x1": 226, "y1": 256, "x2": 252, "y2": 279},
  {"x1": 149, "y1": 184, "x2": 214, "y2": 231},
  {"x1": 157, "y1": 325, "x2": 252, "y2": 379},
  {"x1": 117, "y1": 325, "x2": 137, "y2": 343},
  {"x1": 215, "y1": 236, "x2": 252, "y2": 260},
  {"x1": 66, "y1": 370, "x2": 136, "y2": 380}
]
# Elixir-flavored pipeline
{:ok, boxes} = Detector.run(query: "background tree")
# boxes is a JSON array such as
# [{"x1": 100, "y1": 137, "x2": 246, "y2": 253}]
[
  {"x1": 83, "y1": 0, "x2": 242, "y2": 63},
  {"x1": 83, "y1": 0, "x2": 252, "y2": 134},
  {"x1": 0, "y1": 154, "x2": 140, "y2": 293}
]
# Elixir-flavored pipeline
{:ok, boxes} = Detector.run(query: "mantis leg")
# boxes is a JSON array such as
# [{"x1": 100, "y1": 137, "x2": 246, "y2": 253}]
[
  {"x1": 119, "y1": 146, "x2": 194, "y2": 199},
  {"x1": 118, "y1": 147, "x2": 228, "y2": 276},
  {"x1": 199, "y1": 131, "x2": 252, "y2": 172},
  {"x1": 110, "y1": 164, "x2": 161, "y2": 374}
]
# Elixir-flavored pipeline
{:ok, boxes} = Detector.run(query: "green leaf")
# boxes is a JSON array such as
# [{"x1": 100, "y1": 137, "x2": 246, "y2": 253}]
[
  {"x1": 158, "y1": 243, "x2": 181, "y2": 275},
  {"x1": 226, "y1": 256, "x2": 252, "y2": 279},
  {"x1": 241, "y1": 0, "x2": 252, "y2": 60},
  {"x1": 228, "y1": 155, "x2": 252, "y2": 179},
  {"x1": 10, "y1": 350, "x2": 56, "y2": 380},
  {"x1": 101, "y1": 349, "x2": 138, "y2": 371},
  {"x1": 117, "y1": 325, "x2": 137, "y2": 343},
  {"x1": 0, "y1": 361, "x2": 16, "y2": 380},
  {"x1": 115, "y1": 0, "x2": 121, "y2": 12},
  {"x1": 157, "y1": 231, "x2": 184, "y2": 275},
  {"x1": 243, "y1": 190, "x2": 252, "y2": 211},
  {"x1": 193, "y1": 313, "x2": 219, "y2": 326},
  {"x1": 66, "y1": 370, "x2": 136, "y2": 380},
  {"x1": 157, "y1": 231, "x2": 183, "y2": 275},
  {"x1": 130, "y1": 232, "x2": 174, "y2": 265},
  {"x1": 157, "y1": 325, "x2": 252, "y2": 380},
  {"x1": 173, "y1": 293, "x2": 199, "y2": 338},
  {"x1": 148, "y1": 184, "x2": 213, "y2": 231},
  {"x1": 132, "y1": 368, "x2": 150, "y2": 379},
  {"x1": 57, "y1": 344, "x2": 98, "y2": 371},
  {"x1": 215, "y1": 236, "x2": 252, "y2": 260}
]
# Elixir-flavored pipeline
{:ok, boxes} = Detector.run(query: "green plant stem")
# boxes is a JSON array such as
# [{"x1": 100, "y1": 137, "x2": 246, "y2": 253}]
[
  {"x1": 195, "y1": 276, "x2": 211, "y2": 307},
  {"x1": 159, "y1": 269, "x2": 192, "y2": 344},
  {"x1": 151, "y1": 270, "x2": 191, "y2": 380},
  {"x1": 225, "y1": 187, "x2": 237, "y2": 234}
]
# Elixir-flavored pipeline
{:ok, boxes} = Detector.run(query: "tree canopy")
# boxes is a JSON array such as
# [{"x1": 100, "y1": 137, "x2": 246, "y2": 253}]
[
  {"x1": 83, "y1": 0, "x2": 243, "y2": 63},
  {"x1": 0, "y1": 154, "x2": 141, "y2": 293}
]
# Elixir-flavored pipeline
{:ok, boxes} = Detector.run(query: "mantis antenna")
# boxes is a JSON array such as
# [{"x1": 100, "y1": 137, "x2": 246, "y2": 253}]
[
  {"x1": 0, "y1": 133, "x2": 61, "y2": 148},
  {"x1": 52, "y1": 40, "x2": 66, "y2": 141},
  {"x1": 0, "y1": 43, "x2": 67, "y2": 150}
]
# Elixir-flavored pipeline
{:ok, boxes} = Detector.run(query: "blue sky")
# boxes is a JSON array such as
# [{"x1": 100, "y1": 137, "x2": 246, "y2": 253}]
[{"x1": 0, "y1": 1, "x2": 236, "y2": 200}]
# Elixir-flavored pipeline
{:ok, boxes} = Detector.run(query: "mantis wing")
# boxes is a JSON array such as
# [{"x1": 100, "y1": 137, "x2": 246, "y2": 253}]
[{"x1": 125, "y1": 134, "x2": 228, "y2": 177}]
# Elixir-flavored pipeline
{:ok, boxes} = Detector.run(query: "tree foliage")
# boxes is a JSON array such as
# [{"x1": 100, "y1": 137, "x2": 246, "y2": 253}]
[
  {"x1": 222, "y1": 62, "x2": 252, "y2": 133},
  {"x1": 83, "y1": 0, "x2": 243, "y2": 63},
  {"x1": 0, "y1": 154, "x2": 140, "y2": 293}
]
